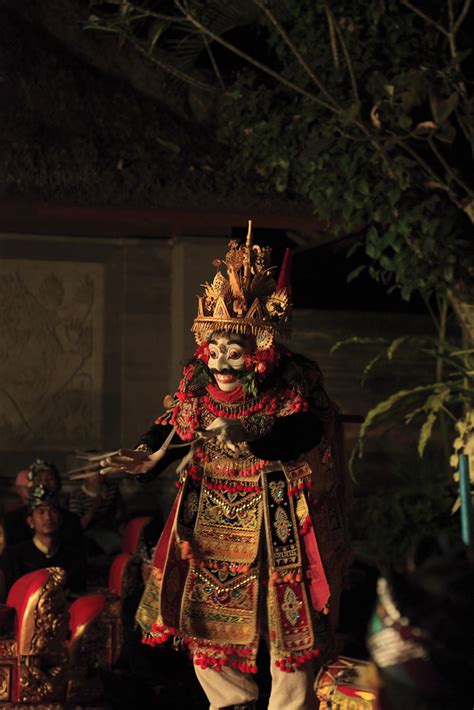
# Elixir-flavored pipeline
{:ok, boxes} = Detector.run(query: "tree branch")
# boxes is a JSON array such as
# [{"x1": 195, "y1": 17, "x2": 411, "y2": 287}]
[
  {"x1": 326, "y1": 2, "x2": 360, "y2": 105},
  {"x1": 355, "y1": 123, "x2": 397, "y2": 178},
  {"x1": 4, "y1": 0, "x2": 202, "y2": 123},
  {"x1": 397, "y1": 140, "x2": 464, "y2": 210},
  {"x1": 447, "y1": 0, "x2": 458, "y2": 66},
  {"x1": 428, "y1": 137, "x2": 473, "y2": 197},
  {"x1": 401, "y1": 0, "x2": 449, "y2": 36},
  {"x1": 252, "y1": 0, "x2": 339, "y2": 107},
  {"x1": 324, "y1": 3, "x2": 340, "y2": 69},
  {"x1": 118, "y1": 5, "x2": 188, "y2": 23},
  {"x1": 454, "y1": 0, "x2": 471, "y2": 32},
  {"x1": 203, "y1": 35, "x2": 226, "y2": 90},
  {"x1": 125, "y1": 31, "x2": 216, "y2": 92},
  {"x1": 173, "y1": 0, "x2": 337, "y2": 112}
]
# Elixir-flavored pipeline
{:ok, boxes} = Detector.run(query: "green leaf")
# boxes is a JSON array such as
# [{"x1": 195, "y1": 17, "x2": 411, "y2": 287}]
[
  {"x1": 418, "y1": 411, "x2": 437, "y2": 456},
  {"x1": 347, "y1": 265, "x2": 366, "y2": 282},
  {"x1": 155, "y1": 137, "x2": 181, "y2": 153},
  {"x1": 366, "y1": 242, "x2": 378, "y2": 258},
  {"x1": 346, "y1": 242, "x2": 363, "y2": 258},
  {"x1": 416, "y1": 386, "x2": 451, "y2": 456},
  {"x1": 340, "y1": 102, "x2": 361, "y2": 124},
  {"x1": 362, "y1": 383, "x2": 442, "y2": 428},
  {"x1": 361, "y1": 352, "x2": 384, "y2": 385},
  {"x1": 149, "y1": 20, "x2": 169, "y2": 53},
  {"x1": 330, "y1": 336, "x2": 388, "y2": 353},
  {"x1": 387, "y1": 336, "x2": 408, "y2": 360},
  {"x1": 349, "y1": 382, "x2": 446, "y2": 473}
]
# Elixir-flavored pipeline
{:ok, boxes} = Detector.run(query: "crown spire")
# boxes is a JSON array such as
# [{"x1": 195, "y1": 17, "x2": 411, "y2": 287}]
[
  {"x1": 242, "y1": 219, "x2": 253, "y2": 292},
  {"x1": 276, "y1": 247, "x2": 293, "y2": 298}
]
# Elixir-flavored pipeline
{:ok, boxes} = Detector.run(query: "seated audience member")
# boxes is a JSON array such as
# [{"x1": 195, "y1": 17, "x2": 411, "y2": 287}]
[
  {"x1": 0, "y1": 485, "x2": 87, "y2": 601},
  {"x1": 8, "y1": 470, "x2": 31, "y2": 510},
  {"x1": 2, "y1": 459, "x2": 83, "y2": 548},
  {"x1": 69, "y1": 472, "x2": 123, "y2": 555},
  {"x1": 367, "y1": 536, "x2": 474, "y2": 710}
]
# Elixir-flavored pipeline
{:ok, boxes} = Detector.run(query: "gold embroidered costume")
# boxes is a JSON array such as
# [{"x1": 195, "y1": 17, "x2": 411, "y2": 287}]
[{"x1": 134, "y1": 224, "x2": 351, "y2": 676}]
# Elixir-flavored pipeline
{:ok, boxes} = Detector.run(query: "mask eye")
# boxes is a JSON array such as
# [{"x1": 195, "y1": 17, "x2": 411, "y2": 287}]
[
  {"x1": 209, "y1": 347, "x2": 218, "y2": 359},
  {"x1": 228, "y1": 348, "x2": 242, "y2": 360}
]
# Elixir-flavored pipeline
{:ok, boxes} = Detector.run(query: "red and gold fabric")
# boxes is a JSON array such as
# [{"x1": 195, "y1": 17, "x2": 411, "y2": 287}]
[{"x1": 135, "y1": 351, "x2": 350, "y2": 674}]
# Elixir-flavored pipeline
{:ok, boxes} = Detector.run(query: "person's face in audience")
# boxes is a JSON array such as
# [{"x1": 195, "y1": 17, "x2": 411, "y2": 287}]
[
  {"x1": 33, "y1": 468, "x2": 59, "y2": 493},
  {"x1": 28, "y1": 504, "x2": 61, "y2": 536}
]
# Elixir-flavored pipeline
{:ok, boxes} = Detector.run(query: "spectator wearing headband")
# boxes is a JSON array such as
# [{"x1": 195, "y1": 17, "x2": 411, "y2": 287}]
[
  {"x1": 367, "y1": 536, "x2": 474, "y2": 710},
  {"x1": 2, "y1": 460, "x2": 83, "y2": 548},
  {"x1": 0, "y1": 484, "x2": 87, "y2": 601}
]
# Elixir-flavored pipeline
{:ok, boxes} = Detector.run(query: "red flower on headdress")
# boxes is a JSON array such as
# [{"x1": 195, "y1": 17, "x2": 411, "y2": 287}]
[
  {"x1": 244, "y1": 345, "x2": 281, "y2": 375},
  {"x1": 194, "y1": 341, "x2": 210, "y2": 364}
]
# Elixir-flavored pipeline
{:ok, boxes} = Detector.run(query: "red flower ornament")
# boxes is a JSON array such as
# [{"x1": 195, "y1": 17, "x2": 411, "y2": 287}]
[{"x1": 194, "y1": 341, "x2": 210, "y2": 364}]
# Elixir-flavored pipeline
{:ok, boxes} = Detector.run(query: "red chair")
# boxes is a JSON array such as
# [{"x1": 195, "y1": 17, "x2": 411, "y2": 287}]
[
  {"x1": 107, "y1": 545, "x2": 144, "y2": 664},
  {"x1": 121, "y1": 515, "x2": 152, "y2": 554},
  {"x1": 0, "y1": 568, "x2": 115, "y2": 707},
  {"x1": 1, "y1": 567, "x2": 69, "y2": 704},
  {"x1": 67, "y1": 593, "x2": 109, "y2": 704},
  {"x1": 108, "y1": 552, "x2": 142, "y2": 596},
  {"x1": 107, "y1": 553, "x2": 135, "y2": 664}
]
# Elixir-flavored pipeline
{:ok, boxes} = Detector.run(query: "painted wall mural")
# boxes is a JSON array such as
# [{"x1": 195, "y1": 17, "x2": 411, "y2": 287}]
[{"x1": 0, "y1": 260, "x2": 104, "y2": 450}]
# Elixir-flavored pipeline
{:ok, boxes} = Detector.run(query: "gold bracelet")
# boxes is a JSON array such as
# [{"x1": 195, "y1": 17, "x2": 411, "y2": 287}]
[{"x1": 135, "y1": 443, "x2": 153, "y2": 455}]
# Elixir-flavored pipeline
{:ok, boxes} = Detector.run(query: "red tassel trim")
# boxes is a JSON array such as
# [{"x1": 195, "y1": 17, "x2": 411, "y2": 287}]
[
  {"x1": 179, "y1": 540, "x2": 197, "y2": 563},
  {"x1": 298, "y1": 514, "x2": 312, "y2": 536},
  {"x1": 210, "y1": 458, "x2": 269, "y2": 478},
  {"x1": 204, "y1": 481, "x2": 262, "y2": 493},
  {"x1": 274, "y1": 649, "x2": 320, "y2": 672},
  {"x1": 194, "y1": 448, "x2": 209, "y2": 463},
  {"x1": 288, "y1": 478, "x2": 313, "y2": 496},
  {"x1": 187, "y1": 465, "x2": 203, "y2": 480},
  {"x1": 190, "y1": 639, "x2": 258, "y2": 672},
  {"x1": 143, "y1": 631, "x2": 263, "y2": 673},
  {"x1": 194, "y1": 653, "x2": 230, "y2": 671},
  {"x1": 231, "y1": 660, "x2": 258, "y2": 674},
  {"x1": 143, "y1": 622, "x2": 177, "y2": 646},
  {"x1": 269, "y1": 570, "x2": 303, "y2": 586},
  {"x1": 203, "y1": 395, "x2": 265, "y2": 419}
]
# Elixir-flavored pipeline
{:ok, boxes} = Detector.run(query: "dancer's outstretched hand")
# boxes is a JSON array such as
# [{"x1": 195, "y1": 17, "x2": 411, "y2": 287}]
[
  {"x1": 68, "y1": 448, "x2": 166, "y2": 479},
  {"x1": 98, "y1": 448, "x2": 165, "y2": 475}
]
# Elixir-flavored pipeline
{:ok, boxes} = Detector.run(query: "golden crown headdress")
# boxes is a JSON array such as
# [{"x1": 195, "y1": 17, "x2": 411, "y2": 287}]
[{"x1": 192, "y1": 220, "x2": 292, "y2": 349}]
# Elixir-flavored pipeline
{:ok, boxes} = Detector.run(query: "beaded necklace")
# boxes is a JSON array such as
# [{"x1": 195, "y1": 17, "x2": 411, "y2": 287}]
[{"x1": 202, "y1": 389, "x2": 268, "y2": 419}]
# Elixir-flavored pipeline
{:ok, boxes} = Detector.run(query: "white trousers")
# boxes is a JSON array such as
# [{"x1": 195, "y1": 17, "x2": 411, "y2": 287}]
[{"x1": 194, "y1": 656, "x2": 315, "y2": 710}]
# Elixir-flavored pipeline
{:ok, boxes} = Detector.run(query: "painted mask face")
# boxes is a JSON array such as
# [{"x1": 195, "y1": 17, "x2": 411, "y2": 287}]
[{"x1": 208, "y1": 333, "x2": 249, "y2": 392}]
